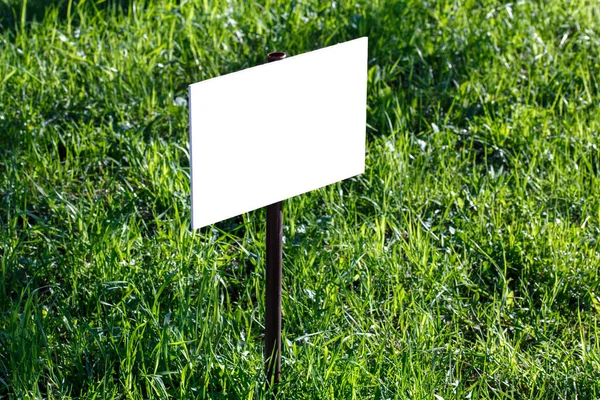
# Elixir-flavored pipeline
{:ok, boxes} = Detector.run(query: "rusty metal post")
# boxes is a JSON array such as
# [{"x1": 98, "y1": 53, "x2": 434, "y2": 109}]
[
  {"x1": 265, "y1": 200, "x2": 282, "y2": 388},
  {"x1": 264, "y1": 51, "x2": 286, "y2": 392}
]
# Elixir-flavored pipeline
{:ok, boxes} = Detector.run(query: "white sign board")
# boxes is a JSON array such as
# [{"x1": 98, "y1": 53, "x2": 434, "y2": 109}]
[{"x1": 189, "y1": 37, "x2": 368, "y2": 229}]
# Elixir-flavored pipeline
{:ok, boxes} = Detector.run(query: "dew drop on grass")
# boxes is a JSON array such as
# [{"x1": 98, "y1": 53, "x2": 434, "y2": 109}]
[
  {"x1": 174, "y1": 97, "x2": 187, "y2": 107},
  {"x1": 304, "y1": 289, "x2": 315, "y2": 300}
]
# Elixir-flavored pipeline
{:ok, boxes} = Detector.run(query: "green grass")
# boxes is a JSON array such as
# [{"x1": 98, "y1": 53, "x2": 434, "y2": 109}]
[{"x1": 1, "y1": 0, "x2": 600, "y2": 398}]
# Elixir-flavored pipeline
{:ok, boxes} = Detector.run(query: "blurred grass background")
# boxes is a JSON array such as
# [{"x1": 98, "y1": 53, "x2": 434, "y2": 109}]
[{"x1": 1, "y1": 0, "x2": 599, "y2": 398}]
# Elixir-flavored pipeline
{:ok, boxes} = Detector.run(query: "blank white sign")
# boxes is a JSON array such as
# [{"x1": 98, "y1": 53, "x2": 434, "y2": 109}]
[{"x1": 189, "y1": 37, "x2": 368, "y2": 229}]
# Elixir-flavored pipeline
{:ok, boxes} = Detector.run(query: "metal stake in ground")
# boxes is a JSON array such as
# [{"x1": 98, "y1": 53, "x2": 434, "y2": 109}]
[{"x1": 264, "y1": 51, "x2": 286, "y2": 391}]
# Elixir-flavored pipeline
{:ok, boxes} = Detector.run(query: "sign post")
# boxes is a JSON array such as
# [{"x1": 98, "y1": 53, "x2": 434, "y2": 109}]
[
  {"x1": 264, "y1": 51, "x2": 286, "y2": 390},
  {"x1": 265, "y1": 199, "x2": 283, "y2": 389},
  {"x1": 188, "y1": 37, "x2": 368, "y2": 391}
]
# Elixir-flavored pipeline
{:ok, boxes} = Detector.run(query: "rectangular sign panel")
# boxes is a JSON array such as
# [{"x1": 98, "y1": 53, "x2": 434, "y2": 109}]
[{"x1": 189, "y1": 37, "x2": 368, "y2": 229}]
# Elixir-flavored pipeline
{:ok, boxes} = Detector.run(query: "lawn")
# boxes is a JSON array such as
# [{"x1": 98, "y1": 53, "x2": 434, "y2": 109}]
[{"x1": 1, "y1": 0, "x2": 600, "y2": 398}]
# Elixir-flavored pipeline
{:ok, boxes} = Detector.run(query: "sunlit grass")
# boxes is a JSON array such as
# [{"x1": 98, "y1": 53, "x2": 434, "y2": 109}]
[{"x1": 1, "y1": 0, "x2": 600, "y2": 398}]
